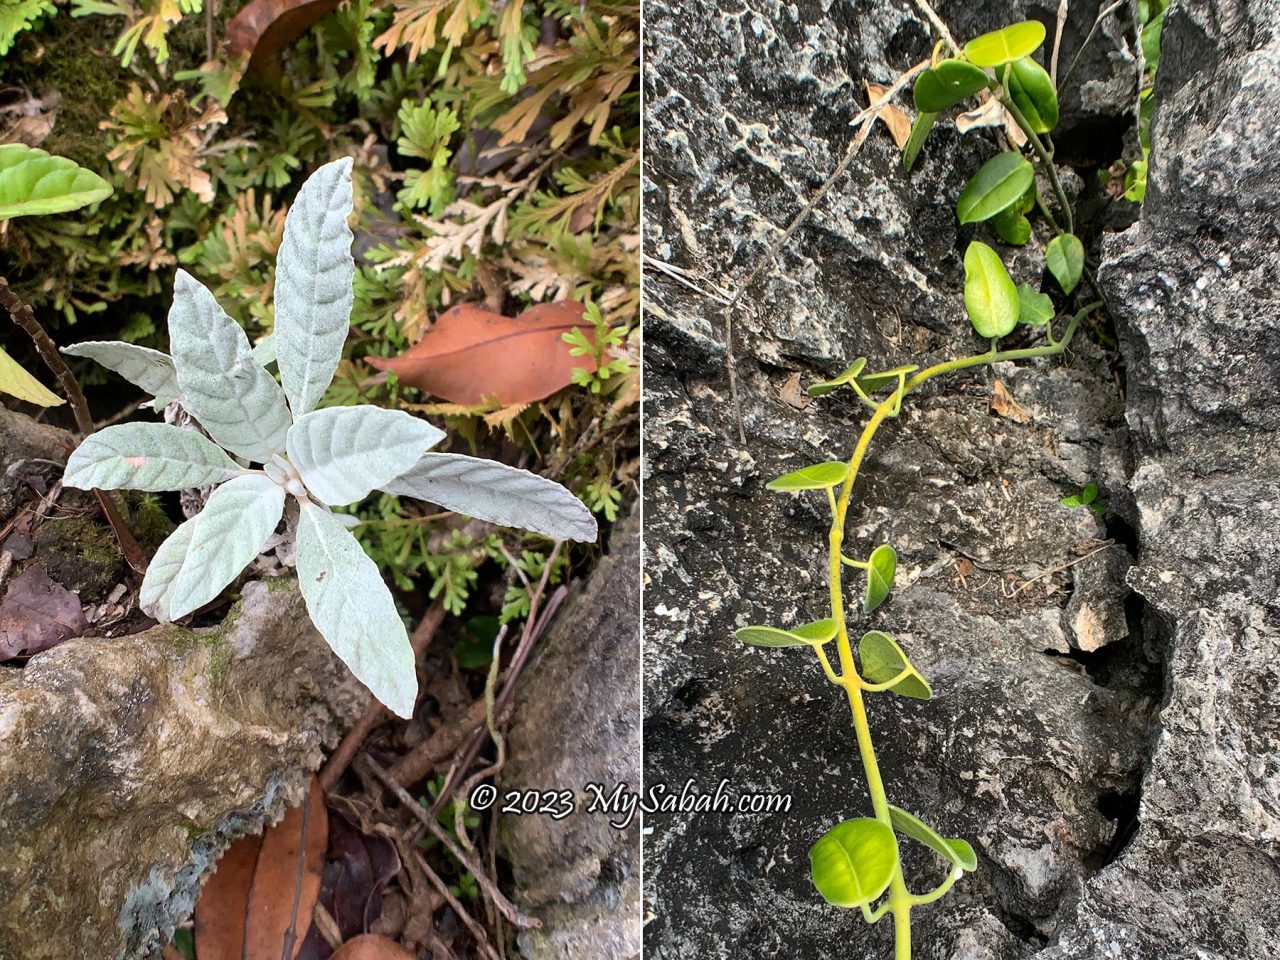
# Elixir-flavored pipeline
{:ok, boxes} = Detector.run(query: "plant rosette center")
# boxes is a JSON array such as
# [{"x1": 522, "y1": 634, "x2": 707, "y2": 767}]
[{"x1": 263, "y1": 453, "x2": 310, "y2": 501}]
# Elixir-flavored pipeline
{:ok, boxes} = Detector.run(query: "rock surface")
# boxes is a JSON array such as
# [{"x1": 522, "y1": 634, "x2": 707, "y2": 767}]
[
  {"x1": 642, "y1": 0, "x2": 1170, "y2": 958},
  {"x1": 1059, "y1": 0, "x2": 1280, "y2": 956},
  {"x1": 0, "y1": 516, "x2": 367, "y2": 960},
  {"x1": 500, "y1": 510, "x2": 641, "y2": 960}
]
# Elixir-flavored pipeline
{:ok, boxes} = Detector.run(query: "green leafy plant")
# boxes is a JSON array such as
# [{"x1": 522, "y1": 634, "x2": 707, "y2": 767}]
[
  {"x1": 0, "y1": 144, "x2": 112, "y2": 406},
  {"x1": 1060, "y1": 481, "x2": 1106, "y2": 517},
  {"x1": 60, "y1": 159, "x2": 596, "y2": 716},
  {"x1": 738, "y1": 19, "x2": 1107, "y2": 959}
]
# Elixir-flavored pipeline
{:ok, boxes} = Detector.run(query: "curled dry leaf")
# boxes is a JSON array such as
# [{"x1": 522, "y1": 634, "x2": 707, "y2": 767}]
[
  {"x1": 195, "y1": 777, "x2": 329, "y2": 960},
  {"x1": 990, "y1": 378, "x2": 1030, "y2": 423},
  {"x1": 366, "y1": 301, "x2": 599, "y2": 406},
  {"x1": 0, "y1": 566, "x2": 88, "y2": 661},
  {"x1": 226, "y1": 0, "x2": 345, "y2": 65},
  {"x1": 330, "y1": 934, "x2": 417, "y2": 960},
  {"x1": 866, "y1": 82, "x2": 911, "y2": 149}
]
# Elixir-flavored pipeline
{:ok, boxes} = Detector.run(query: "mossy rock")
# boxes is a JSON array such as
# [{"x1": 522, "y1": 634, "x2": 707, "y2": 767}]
[{"x1": 33, "y1": 515, "x2": 123, "y2": 603}]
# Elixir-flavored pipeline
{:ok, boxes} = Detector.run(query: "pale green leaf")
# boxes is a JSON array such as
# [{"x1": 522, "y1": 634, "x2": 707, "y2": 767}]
[
  {"x1": 138, "y1": 517, "x2": 197, "y2": 622},
  {"x1": 902, "y1": 111, "x2": 937, "y2": 172},
  {"x1": 809, "y1": 818, "x2": 899, "y2": 908},
  {"x1": 767, "y1": 461, "x2": 849, "y2": 491},
  {"x1": 807, "y1": 358, "x2": 866, "y2": 397},
  {"x1": 296, "y1": 501, "x2": 417, "y2": 717},
  {"x1": 992, "y1": 207, "x2": 1031, "y2": 245},
  {"x1": 736, "y1": 618, "x2": 837, "y2": 648},
  {"x1": 0, "y1": 144, "x2": 112, "y2": 220},
  {"x1": 274, "y1": 158, "x2": 355, "y2": 417},
  {"x1": 859, "y1": 630, "x2": 932, "y2": 699},
  {"x1": 1046, "y1": 233, "x2": 1085, "y2": 294},
  {"x1": 863, "y1": 544, "x2": 896, "y2": 613},
  {"x1": 287, "y1": 405, "x2": 444, "y2": 506},
  {"x1": 168, "y1": 270, "x2": 292, "y2": 462},
  {"x1": 963, "y1": 20, "x2": 1046, "y2": 67},
  {"x1": 380, "y1": 452, "x2": 597, "y2": 542},
  {"x1": 61, "y1": 340, "x2": 179, "y2": 408},
  {"x1": 964, "y1": 241, "x2": 1019, "y2": 339},
  {"x1": 166, "y1": 474, "x2": 286, "y2": 621},
  {"x1": 1005, "y1": 56, "x2": 1058, "y2": 133},
  {"x1": 957, "y1": 152, "x2": 1035, "y2": 224},
  {"x1": 1017, "y1": 284, "x2": 1054, "y2": 326},
  {"x1": 855, "y1": 365, "x2": 919, "y2": 393},
  {"x1": 63, "y1": 423, "x2": 241, "y2": 492},
  {"x1": 0, "y1": 345, "x2": 63, "y2": 406},
  {"x1": 888, "y1": 805, "x2": 978, "y2": 872}
]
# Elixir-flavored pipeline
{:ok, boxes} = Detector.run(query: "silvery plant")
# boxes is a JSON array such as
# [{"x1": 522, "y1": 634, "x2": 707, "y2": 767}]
[{"x1": 60, "y1": 158, "x2": 596, "y2": 717}]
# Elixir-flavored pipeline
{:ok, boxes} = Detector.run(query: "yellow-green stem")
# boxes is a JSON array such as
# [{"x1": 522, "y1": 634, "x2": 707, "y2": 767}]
[{"x1": 820, "y1": 303, "x2": 1098, "y2": 958}]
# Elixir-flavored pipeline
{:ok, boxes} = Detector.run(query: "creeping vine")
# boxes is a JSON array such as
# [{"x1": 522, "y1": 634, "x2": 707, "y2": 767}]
[{"x1": 736, "y1": 19, "x2": 1107, "y2": 959}]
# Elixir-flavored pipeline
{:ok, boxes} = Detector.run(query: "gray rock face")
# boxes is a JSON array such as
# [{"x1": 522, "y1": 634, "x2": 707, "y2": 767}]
[
  {"x1": 1054, "y1": 0, "x2": 1280, "y2": 957},
  {"x1": 501, "y1": 511, "x2": 641, "y2": 960},
  {"x1": 0, "y1": 576, "x2": 367, "y2": 960},
  {"x1": 643, "y1": 1, "x2": 1158, "y2": 958}
]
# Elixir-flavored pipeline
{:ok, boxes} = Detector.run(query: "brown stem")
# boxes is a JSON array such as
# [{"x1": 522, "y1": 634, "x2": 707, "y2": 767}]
[{"x1": 0, "y1": 277, "x2": 147, "y2": 574}]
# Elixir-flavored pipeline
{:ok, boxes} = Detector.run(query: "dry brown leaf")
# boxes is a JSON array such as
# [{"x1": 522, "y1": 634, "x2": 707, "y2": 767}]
[
  {"x1": 0, "y1": 566, "x2": 88, "y2": 661},
  {"x1": 194, "y1": 778, "x2": 328, "y2": 960},
  {"x1": 865, "y1": 82, "x2": 911, "y2": 149},
  {"x1": 778, "y1": 372, "x2": 811, "y2": 410},
  {"x1": 366, "y1": 301, "x2": 598, "y2": 406},
  {"x1": 226, "y1": 0, "x2": 345, "y2": 65},
  {"x1": 330, "y1": 934, "x2": 416, "y2": 960},
  {"x1": 990, "y1": 379, "x2": 1030, "y2": 423}
]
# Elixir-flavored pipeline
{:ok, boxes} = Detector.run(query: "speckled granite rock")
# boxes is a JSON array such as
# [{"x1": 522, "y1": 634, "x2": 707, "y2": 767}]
[
  {"x1": 0, "y1": 575, "x2": 367, "y2": 960},
  {"x1": 643, "y1": 1, "x2": 1153, "y2": 958},
  {"x1": 501, "y1": 510, "x2": 641, "y2": 960}
]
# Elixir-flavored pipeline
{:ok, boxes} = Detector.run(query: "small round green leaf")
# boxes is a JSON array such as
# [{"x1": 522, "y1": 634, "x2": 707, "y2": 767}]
[
  {"x1": 1016, "y1": 283, "x2": 1054, "y2": 326},
  {"x1": 736, "y1": 618, "x2": 837, "y2": 648},
  {"x1": 863, "y1": 544, "x2": 897, "y2": 613},
  {"x1": 992, "y1": 208, "x2": 1032, "y2": 246},
  {"x1": 807, "y1": 358, "x2": 867, "y2": 397},
  {"x1": 902, "y1": 111, "x2": 937, "y2": 172},
  {"x1": 859, "y1": 630, "x2": 932, "y2": 699},
  {"x1": 963, "y1": 20, "x2": 1047, "y2": 68},
  {"x1": 0, "y1": 144, "x2": 112, "y2": 221},
  {"x1": 1046, "y1": 233, "x2": 1085, "y2": 294},
  {"x1": 957, "y1": 151, "x2": 1035, "y2": 224},
  {"x1": 767, "y1": 461, "x2": 849, "y2": 491},
  {"x1": 1004, "y1": 57, "x2": 1059, "y2": 133},
  {"x1": 887, "y1": 805, "x2": 978, "y2": 872},
  {"x1": 913, "y1": 60, "x2": 991, "y2": 112},
  {"x1": 963, "y1": 241, "x2": 1020, "y2": 339},
  {"x1": 809, "y1": 818, "x2": 899, "y2": 909}
]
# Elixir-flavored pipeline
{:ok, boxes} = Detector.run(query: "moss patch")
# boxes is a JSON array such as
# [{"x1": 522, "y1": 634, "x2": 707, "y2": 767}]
[{"x1": 34, "y1": 515, "x2": 122, "y2": 602}]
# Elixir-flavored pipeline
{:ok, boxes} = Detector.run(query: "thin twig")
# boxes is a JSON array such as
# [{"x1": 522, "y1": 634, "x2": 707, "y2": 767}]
[
  {"x1": 914, "y1": 0, "x2": 960, "y2": 53},
  {"x1": 408, "y1": 848, "x2": 502, "y2": 960},
  {"x1": 279, "y1": 787, "x2": 315, "y2": 960},
  {"x1": 643, "y1": 254, "x2": 732, "y2": 305},
  {"x1": 1008, "y1": 540, "x2": 1120, "y2": 596},
  {"x1": 0, "y1": 277, "x2": 147, "y2": 574},
  {"x1": 717, "y1": 59, "x2": 929, "y2": 444},
  {"x1": 1061, "y1": 0, "x2": 1127, "y2": 91},
  {"x1": 319, "y1": 602, "x2": 446, "y2": 790},
  {"x1": 361, "y1": 756, "x2": 541, "y2": 930},
  {"x1": 1051, "y1": 0, "x2": 1070, "y2": 87}
]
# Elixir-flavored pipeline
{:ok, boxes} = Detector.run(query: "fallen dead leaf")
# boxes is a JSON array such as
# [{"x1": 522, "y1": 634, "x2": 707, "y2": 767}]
[
  {"x1": 330, "y1": 934, "x2": 416, "y2": 960},
  {"x1": 990, "y1": 379, "x2": 1030, "y2": 423},
  {"x1": 866, "y1": 82, "x2": 911, "y2": 149},
  {"x1": 195, "y1": 778, "x2": 329, "y2": 960},
  {"x1": 366, "y1": 302, "x2": 598, "y2": 406},
  {"x1": 0, "y1": 565, "x2": 88, "y2": 661},
  {"x1": 227, "y1": 0, "x2": 345, "y2": 65},
  {"x1": 778, "y1": 372, "x2": 811, "y2": 410}
]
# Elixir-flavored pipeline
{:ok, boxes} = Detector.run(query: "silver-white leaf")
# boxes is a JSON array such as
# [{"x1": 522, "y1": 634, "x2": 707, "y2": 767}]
[
  {"x1": 168, "y1": 270, "x2": 292, "y2": 462},
  {"x1": 63, "y1": 422, "x2": 242, "y2": 492},
  {"x1": 274, "y1": 158, "x2": 354, "y2": 418},
  {"x1": 381, "y1": 453, "x2": 598, "y2": 542},
  {"x1": 166, "y1": 473, "x2": 286, "y2": 620},
  {"x1": 251, "y1": 332, "x2": 277, "y2": 367},
  {"x1": 138, "y1": 517, "x2": 196, "y2": 621},
  {"x1": 61, "y1": 340, "x2": 180, "y2": 409},
  {"x1": 296, "y1": 501, "x2": 417, "y2": 717},
  {"x1": 287, "y1": 405, "x2": 444, "y2": 506}
]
